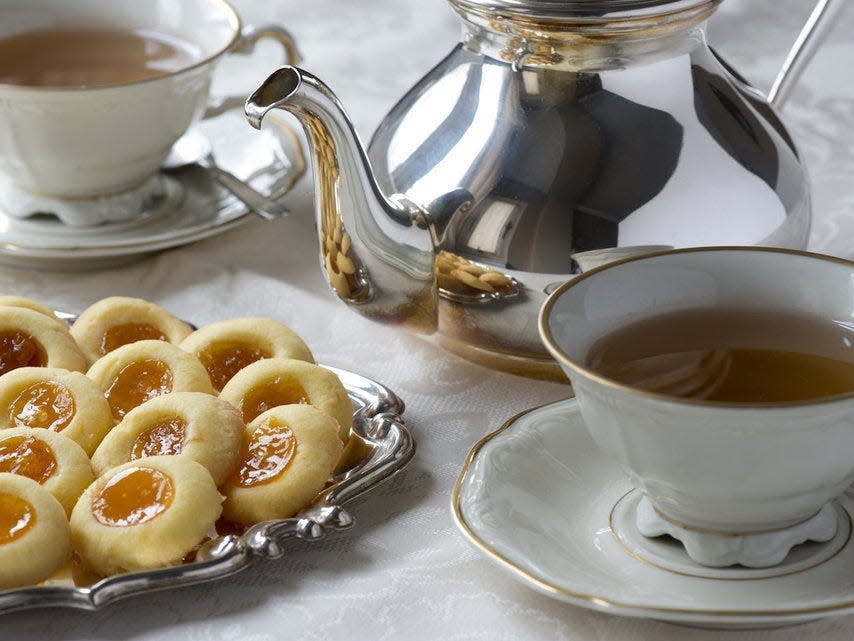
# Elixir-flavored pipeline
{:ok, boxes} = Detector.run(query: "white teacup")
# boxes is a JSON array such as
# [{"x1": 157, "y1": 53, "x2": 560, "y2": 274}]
[
  {"x1": 539, "y1": 247, "x2": 854, "y2": 567},
  {"x1": 0, "y1": 0, "x2": 296, "y2": 223}
]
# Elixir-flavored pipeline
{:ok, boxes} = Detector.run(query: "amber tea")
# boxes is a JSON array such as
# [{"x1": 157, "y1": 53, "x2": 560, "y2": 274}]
[
  {"x1": 0, "y1": 28, "x2": 201, "y2": 88},
  {"x1": 586, "y1": 308, "x2": 854, "y2": 403}
]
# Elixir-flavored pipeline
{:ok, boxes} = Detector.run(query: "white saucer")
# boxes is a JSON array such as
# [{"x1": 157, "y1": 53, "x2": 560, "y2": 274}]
[
  {"x1": 452, "y1": 397, "x2": 854, "y2": 628},
  {"x1": 0, "y1": 173, "x2": 184, "y2": 227},
  {"x1": 0, "y1": 109, "x2": 305, "y2": 270}
]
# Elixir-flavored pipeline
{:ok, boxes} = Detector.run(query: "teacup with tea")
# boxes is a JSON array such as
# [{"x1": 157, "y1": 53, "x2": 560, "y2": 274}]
[
  {"x1": 539, "y1": 247, "x2": 854, "y2": 567},
  {"x1": 0, "y1": 0, "x2": 296, "y2": 225}
]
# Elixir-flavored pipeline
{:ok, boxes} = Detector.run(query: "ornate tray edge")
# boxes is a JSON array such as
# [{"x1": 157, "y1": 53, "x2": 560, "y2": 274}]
[{"x1": 0, "y1": 364, "x2": 414, "y2": 614}]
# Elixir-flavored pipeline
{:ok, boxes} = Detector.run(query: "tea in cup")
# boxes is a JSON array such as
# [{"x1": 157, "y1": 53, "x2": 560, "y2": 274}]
[
  {"x1": 0, "y1": 0, "x2": 296, "y2": 225},
  {"x1": 539, "y1": 247, "x2": 854, "y2": 567}
]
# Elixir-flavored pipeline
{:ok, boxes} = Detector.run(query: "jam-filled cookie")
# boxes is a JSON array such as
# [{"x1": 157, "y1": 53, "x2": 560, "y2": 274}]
[
  {"x1": 0, "y1": 367, "x2": 114, "y2": 456},
  {"x1": 0, "y1": 428, "x2": 93, "y2": 515},
  {"x1": 222, "y1": 404, "x2": 343, "y2": 525},
  {"x1": 86, "y1": 340, "x2": 215, "y2": 420},
  {"x1": 179, "y1": 318, "x2": 314, "y2": 392},
  {"x1": 219, "y1": 358, "x2": 352, "y2": 442},
  {"x1": 70, "y1": 297, "x2": 193, "y2": 365},
  {"x1": 70, "y1": 456, "x2": 222, "y2": 577},
  {"x1": 91, "y1": 392, "x2": 244, "y2": 487},
  {"x1": 0, "y1": 473, "x2": 71, "y2": 589},
  {"x1": 0, "y1": 306, "x2": 86, "y2": 376},
  {"x1": 0, "y1": 297, "x2": 63, "y2": 324}
]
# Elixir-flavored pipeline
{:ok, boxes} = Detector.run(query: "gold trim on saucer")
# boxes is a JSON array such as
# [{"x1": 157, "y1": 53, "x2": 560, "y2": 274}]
[
  {"x1": 0, "y1": 114, "x2": 305, "y2": 256},
  {"x1": 451, "y1": 397, "x2": 854, "y2": 620}
]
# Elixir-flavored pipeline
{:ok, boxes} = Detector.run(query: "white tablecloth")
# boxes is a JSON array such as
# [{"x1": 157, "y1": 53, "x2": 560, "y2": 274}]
[{"x1": 4, "y1": 0, "x2": 854, "y2": 638}]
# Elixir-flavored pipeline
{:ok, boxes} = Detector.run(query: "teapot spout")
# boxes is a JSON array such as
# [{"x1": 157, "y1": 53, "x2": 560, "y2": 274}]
[
  {"x1": 246, "y1": 67, "x2": 437, "y2": 333},
  {"x1": 245, "y1": 66, "x2": 303, "y2": 130}
]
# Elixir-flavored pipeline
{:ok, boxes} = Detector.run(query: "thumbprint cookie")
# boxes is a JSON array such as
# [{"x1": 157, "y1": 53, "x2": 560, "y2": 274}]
[
  {"x1": 179, "y1": 318, "x2": 314, "y2": 392},
  {"x1": 0, "y1": 297, "x2": 63, "y2": 324},
  {"x1": 91, "y1": 392, "x2": 244, "y2": 487},
  {"x1": 0, "y1": 473, "x2": 71, "y2": 589},
  {"x1": 219, "y1": 358, "x2": 352, "y2": 442},
  {"x1": 70, "y1": 456, "x2": 222, "y2": 577},
  {"x1": 86, "y1": 340, "x2": 215, "y2": 420},
  {"x1": 222, "y1": 404, "x2": 343, "y2": 525},
  {"x1": 0, "y1": 367, "x2": 114, "y2": 456},
  {"x1": 0, "y1": 306, "x2": 87, "y2": 375},
  {"x1": 70, "y1": 297, "x2": 193, "y2": 365},
  {"x1": 0, "y1": 428, "x2": 93, "y2": 515}
]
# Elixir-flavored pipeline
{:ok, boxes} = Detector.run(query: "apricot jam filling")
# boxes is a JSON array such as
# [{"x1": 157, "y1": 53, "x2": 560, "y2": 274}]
[
  {"x1": 0, "y1": 331, "x2": 46, "y2": 375},
  {"x1": 239, "y1": 376, "x2": 309, "y2": 423},
  {"x1": 105, "y1": 359, "x2": 174, "y2": 420},
  {"x1": 0, "y1": 492, "x2": 36, "y2": 544},
  {"x1": 198, "y1": 341, "x2": 270, "y2": 392},
  {"x1": 131, "y1": 417, "x2": 187, "y2": 459},
  {"x1": 0, "y1": 435, "x2": 57, "y2": 484},
  {"x1": 92, "y1": 466, "x2": 174, "y2": 527},
  {"x1": 100, "y1": 323, "x2": 168, "y2": 356},
  {"x1": 233, "y1": 418, "x2": 297, "y2": 487},
  {"x1": 10, "y1": 381, "x2": 76, "y2": 432}
]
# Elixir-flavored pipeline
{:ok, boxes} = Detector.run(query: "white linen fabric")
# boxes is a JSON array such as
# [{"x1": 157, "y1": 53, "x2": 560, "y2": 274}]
[{"x1": 3, "y1": 0, "x2": 854, "y2": 638}]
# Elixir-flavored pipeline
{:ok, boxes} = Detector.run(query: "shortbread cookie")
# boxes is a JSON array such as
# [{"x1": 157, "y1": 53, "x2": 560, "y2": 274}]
[
  {"x1": 179, "y1": 318, "x2": 314, "y2": 392},
  {"x1": 0, "y1": 473, "x2": 71, "y2": 589},
  {"x1": 70, "y1": 456, "x2": 222, "y2": 577},
  {"x1": 222, "y1": 404, "x2": 343, "y2": 525},
  {"x1": 0, "y1": 367, "x2": 114, "y2": 456},
  {"x1": 70, "y1": 297, "x2": 193, "y2": 365},
  {"x1": 0, "y1": 428, "x2": 93, "y2": 515},
  {"x1": 0, "y1": 306, "x2": 86, "y2": 375},
  {"x1": 86, "y1": 340, "x2": 215, "y2": 420},
  {"x1": 0, "y1": 297, "x2": 63, "y2": 323},
  {"x1": 91, "y1": 392, "x2": 244, "y2": 487},
  {"x1": 219, "y1": 358, "x2": 352, "y2": 442}
]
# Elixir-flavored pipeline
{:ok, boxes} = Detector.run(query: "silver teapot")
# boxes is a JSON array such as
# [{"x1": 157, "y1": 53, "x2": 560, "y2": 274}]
[{"x1": 245, "y1": 0, "x2": 841, "y2": 379}]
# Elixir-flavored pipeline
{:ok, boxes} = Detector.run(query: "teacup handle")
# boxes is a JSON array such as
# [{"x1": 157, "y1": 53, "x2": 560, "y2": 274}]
[
  {"x1": 204, "y1": 24, "x2": 302, "y2": 119},
  {"x1": 232, "y1": 24, "x2": 301, "y2": 65}
]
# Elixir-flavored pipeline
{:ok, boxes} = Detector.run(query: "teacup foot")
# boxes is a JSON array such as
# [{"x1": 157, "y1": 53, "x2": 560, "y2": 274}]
[
  {"x1": 631, "y1": 495, "x2": 838, "y2": 568},
  {"x1": 611, "y1": 491, "x2": 849, "y2": 577},
  {"x1": 0, "y1": 174, "x2": 183, "y2": 227}
]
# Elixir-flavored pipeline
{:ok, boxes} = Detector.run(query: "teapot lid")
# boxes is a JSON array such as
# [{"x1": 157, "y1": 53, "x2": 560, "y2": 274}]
[{"x1": 450, "y1": 0, "x2": 719, "y2": 20}]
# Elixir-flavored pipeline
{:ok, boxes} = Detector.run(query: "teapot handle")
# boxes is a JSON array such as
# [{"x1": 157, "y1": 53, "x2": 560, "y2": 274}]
[{"x1": 768, "y1": 0, "x2": 845, "y2": 109}]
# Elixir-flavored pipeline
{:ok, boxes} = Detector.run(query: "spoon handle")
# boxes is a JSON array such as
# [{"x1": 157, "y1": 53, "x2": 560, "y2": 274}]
[{"x1": 207, "y1": 166, "x2": 290, "y2": 220}]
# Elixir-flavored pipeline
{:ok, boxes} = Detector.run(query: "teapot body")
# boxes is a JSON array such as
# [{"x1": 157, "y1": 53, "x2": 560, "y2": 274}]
[{"x1": 367, "y1": 4, "x2": 809, "y2": 377}]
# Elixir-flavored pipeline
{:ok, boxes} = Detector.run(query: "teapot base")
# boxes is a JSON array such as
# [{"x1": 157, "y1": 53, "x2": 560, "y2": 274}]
[{"x1": 438, "y1": 334, "x2": 568, "y2": 382}]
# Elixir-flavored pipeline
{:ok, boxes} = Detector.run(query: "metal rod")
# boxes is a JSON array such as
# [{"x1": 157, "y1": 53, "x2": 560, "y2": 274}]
[{"x1": 768, "y1": 0, "x2": 846, "y2": 110}]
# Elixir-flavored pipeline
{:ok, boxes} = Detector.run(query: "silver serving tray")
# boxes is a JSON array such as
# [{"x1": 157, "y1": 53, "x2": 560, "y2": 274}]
[{"x1": 0, "y1": 364, "x2": 414, "y2": 615}]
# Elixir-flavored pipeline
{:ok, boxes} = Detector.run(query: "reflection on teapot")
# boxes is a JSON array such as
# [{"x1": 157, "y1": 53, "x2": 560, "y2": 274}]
[{"x1": 246, "y1": 0, "x2": 843, "y2": 380}]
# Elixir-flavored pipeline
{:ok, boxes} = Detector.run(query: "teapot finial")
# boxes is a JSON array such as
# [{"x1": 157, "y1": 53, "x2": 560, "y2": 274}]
[{"x1": 246, "y1": 67, "x2": 437, "y2": 333}]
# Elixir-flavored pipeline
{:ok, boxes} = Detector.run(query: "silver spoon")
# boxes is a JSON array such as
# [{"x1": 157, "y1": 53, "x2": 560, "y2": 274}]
[{"x1": 162, "y1": 131, "x2": 290, "y2": 220}]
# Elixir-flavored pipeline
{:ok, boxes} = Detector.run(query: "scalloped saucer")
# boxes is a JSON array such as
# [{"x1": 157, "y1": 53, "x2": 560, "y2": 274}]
[
  {"x1": 0, "y1": 109, "x2": 304, "y2": 270},
  {"x1": 452, "y1": 397, "x2": 854, "y2": 628}
]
